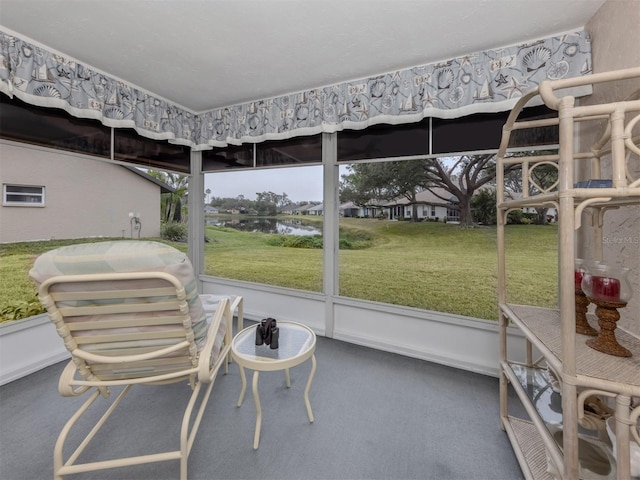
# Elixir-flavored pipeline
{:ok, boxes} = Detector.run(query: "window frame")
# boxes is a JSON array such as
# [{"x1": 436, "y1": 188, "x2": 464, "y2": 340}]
[{"x1": 2, "y1": 184, "x2": 46, "y2": 206}]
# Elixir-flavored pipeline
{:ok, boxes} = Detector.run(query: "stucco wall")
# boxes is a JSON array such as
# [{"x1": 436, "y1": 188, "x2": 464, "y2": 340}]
[
  {"x1": 0, "y1": 141, "x2": 162, "y2": 243},
  {"x1": 579, "y1": 0, "x2": 640, "y2": 333}
]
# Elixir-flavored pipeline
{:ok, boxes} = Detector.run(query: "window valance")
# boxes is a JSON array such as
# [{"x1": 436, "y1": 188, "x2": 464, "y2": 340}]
[{"x1": 0, "y1": 28, "x2": 591, "y2": 149}]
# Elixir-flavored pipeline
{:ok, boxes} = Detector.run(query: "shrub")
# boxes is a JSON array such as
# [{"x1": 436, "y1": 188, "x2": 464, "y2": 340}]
[
  {"x1": 266, "y1": 235, "x2": 323, "y2": 249},
  {"x1": 266, "y1": 233, "x2": 372, "y2": 250},
  {"x1": 161, "y1": 222, "x2": 187, "y2": 241},
  {"x1": 0, "y1": 298, "x2": 45, "y2": 322},
  {"x1": 507, "y1": 210, "x2": 524, "y2": 224}
]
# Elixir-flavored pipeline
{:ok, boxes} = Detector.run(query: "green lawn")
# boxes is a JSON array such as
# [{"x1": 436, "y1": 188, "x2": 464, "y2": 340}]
[
  {"x1": 205, "y1": 218, "x2": 558, "y2": 320},
  {"x1": 1, "y1": 220, "x2": 558, "y2": 322}
]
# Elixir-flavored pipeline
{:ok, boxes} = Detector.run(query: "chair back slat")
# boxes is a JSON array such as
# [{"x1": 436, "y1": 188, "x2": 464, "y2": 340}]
[
  {"x1": 50, "y1": 286, "x2": 178, "y2": 301},
  {"x1": 66, "y1": 315, "x2": 189, "y2": 331},
  {"x1": 58, "y1": 300, "x2": 182, "y2": 317},
  {"x1": 73, "y1": 328, "x2": 189, "y2": 345}
]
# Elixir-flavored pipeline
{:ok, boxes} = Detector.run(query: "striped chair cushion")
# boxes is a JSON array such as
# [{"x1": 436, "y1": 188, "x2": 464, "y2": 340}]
[{"x1": 29, "y1": 241, "x2": 224, "y2": 379}]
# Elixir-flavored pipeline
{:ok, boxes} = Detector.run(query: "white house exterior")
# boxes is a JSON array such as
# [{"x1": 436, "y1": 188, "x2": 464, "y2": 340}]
[
  {"x1": 384, "y1": 188, "x2": 452, "y2": 221},
  {"x1": 307, "y1": 204, "x2": 324, "y2": 216},
  {"x1": 0, "y1": 141, "x2": 170, "y2": 243}
]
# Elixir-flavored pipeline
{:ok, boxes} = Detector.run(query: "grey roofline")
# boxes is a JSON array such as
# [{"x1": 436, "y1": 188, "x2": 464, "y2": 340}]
[{"x1": 122, "y1": 166, "x2": 175, "y2": 194}]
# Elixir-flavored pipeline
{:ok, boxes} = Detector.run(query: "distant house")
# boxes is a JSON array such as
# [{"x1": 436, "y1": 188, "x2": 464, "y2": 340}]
[
  {"x1": 280, "y1": 203, "x2": 302, "y2": 215},
  {"x1": 339, "y1": 201, "x2": 360, "y2": 217},
  {"x1": 384, "y1": 189, "x2": 452, "y2": 221},
  {"x1": 307, "y1": 204, "x2": 324, "y2": 216},
  {"x1": 339, "y1": 201, "x2": 383, "y2": 218},
  {"x1": 1, "y1": 142, "x2": 172, "y2": 243},
  {"x1": 503, "y1": 191, "x2": 558, "y2": 222},
  {"x1": 204, "y1": 205, "x2": 219, "y2": 214},
  {"x1": 292, "y1": 204, "x2": 315, "y2": 215}
]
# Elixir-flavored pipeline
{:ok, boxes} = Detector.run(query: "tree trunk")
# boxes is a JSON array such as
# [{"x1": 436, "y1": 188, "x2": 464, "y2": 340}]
[
  {"x1": 172, "y1": 198, "x2": 182, "y2": 223},
  {"x1": 535, "y1": 207, "x2": 549, "y2": 225},
  {"x1": 458, "y1": 197, "x2": 474, "y2": 226}
]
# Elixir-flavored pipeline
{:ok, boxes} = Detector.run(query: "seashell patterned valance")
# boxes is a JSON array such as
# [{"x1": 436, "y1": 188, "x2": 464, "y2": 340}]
[{"x1": 0, "y1": 28, "x2": 592, "y2": 149}]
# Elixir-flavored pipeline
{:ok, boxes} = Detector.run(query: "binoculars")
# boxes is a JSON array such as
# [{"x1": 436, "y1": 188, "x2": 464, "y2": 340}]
[{"x1": 255, "y1": 317, "x2": 279, "y2": 349}]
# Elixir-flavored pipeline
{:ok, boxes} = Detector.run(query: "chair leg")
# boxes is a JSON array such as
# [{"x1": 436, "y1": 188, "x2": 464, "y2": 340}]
[
  {"x1": 180, "y1": 357, "x2": 225, "y2": 479},
  {"x1": 53, "y1": 376, "x2": 222, "y2": 480},
  {"x1": 55, "y1": 386, "x2": 133, "y2": 479},
  {"x1": 54, "y1": 388, "x2": 102, "y2": 480}
]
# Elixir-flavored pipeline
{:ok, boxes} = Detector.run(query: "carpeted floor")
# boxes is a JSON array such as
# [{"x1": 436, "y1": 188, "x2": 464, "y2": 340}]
[{"x1": 0, "y1": 334, "x2": 524, "y2": 480}]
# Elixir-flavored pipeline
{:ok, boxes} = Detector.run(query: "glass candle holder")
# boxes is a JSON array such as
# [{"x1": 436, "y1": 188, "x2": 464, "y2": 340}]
[
  {"x1": 574, "y1": 259, "x2": 598, "y2": 336},
  {"x1": 581, "y1": 264, "x2": 633, "y2": 357}
]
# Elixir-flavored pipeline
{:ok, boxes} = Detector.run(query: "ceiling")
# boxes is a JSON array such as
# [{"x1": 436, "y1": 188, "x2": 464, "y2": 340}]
[{"x1": 0, "y1": 0, "x2": 607, "y2": 113}]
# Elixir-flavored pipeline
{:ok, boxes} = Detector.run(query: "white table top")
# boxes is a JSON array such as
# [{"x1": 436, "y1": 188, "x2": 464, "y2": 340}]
[{"x1": 231, "y1": 321, "x2": 316, "y2": 371}]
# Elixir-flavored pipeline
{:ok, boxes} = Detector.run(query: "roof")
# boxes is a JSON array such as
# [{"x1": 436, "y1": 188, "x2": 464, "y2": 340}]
[
  {"x1": 123, "y1": 167, "x2": 175, "y2": 194},
  {"x1": 384, "y1": 188, "x2": 455, "y2": 206}
]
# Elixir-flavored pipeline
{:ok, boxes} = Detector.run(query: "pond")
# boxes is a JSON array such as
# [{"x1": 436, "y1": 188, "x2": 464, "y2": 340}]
[{"x1": 206, "y1": 218, "x2": 321, "y2": 236}]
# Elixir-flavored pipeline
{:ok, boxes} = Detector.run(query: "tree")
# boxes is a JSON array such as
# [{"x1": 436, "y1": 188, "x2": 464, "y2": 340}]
[
  {"x1": 421, "y1": 154, "x2": 516, "y2": 226},
  {"x1": 254, "y1": 191, "x2": 291, "y2": 216},
  {"x1": 341, "y1": 154, "x2": 505, "y2": 226},
  {"x1": 147, "y1": 170, "x2": 188, "y2": 223},
  {"x1": 471, "y1": 189, "x2": 497, "y2": 225}
]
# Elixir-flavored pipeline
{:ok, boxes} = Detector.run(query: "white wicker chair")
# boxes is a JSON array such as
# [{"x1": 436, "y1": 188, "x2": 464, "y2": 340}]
[{"x1": 29, "y1": 241, "x2": 233, "y2": 480}]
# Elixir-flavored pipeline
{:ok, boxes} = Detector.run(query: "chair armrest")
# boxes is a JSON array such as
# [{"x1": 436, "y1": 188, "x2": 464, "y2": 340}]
[{"x1": 198, "y1": 297, "x2": 230, "y2": 383}]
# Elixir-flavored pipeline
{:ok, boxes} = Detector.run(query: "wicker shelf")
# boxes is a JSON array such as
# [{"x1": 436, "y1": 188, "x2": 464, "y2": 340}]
[
  {"x1": 498, "y1": 189, "x2": 640, "y2": 211},
  {"x1": 497, "y1": 67, "x2": 640, "y2": 480},
  {"x1": 503, "y1": 416, "x2": 557, "y2": 480},
  {"x1": 501, "y1": 304, "x2": 640, "y2": 394}
]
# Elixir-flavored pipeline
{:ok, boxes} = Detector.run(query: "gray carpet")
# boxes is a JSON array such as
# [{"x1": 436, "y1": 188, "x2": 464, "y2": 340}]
[{"x1": 0, "y1": 334, "x2": 524, "y2": 480}]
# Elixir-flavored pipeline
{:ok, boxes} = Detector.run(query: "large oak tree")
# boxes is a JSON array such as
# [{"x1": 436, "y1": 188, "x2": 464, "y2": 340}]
[{"x1": 340, "y1": 154, "x2": 500, "y2": 226}]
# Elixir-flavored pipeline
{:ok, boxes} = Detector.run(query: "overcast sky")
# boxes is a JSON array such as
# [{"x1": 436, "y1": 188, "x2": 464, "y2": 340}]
[{"x1": 205, "y1": 165, "x2": 349, "y2": 203}]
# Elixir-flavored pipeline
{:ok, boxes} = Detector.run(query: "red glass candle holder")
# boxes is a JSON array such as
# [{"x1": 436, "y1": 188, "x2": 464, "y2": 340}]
[
  {"x1": 581, "y1": 265, "x2": 632, "y2": 357},
  {"x1": 574, "y1": 258, "x2": 598, "y2": 336}
]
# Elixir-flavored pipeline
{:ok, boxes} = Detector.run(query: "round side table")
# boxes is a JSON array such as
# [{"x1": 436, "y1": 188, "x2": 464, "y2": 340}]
[{"x1": 231, "y1": 321, "x2": 316, "y2": 449}]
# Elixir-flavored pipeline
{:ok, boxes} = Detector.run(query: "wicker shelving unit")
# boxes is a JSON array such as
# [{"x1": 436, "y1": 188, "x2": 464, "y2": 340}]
[{"x1": 497, "y1": 67, "x2": 640, "y2": 479}]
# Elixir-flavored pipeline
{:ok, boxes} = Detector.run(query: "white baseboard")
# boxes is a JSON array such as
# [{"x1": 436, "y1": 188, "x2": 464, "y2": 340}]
[
  {"x1": 334, "y1": 331, "x2": 500, "y2": 378},
  {"x1": 0, "y1": 315, "x2": 69, "y2": 386}
]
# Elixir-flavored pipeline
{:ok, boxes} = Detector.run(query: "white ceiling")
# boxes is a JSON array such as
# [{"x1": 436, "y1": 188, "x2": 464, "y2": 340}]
[{"x1": 0, "y1": 0, "x2": 607, "y2": 113}]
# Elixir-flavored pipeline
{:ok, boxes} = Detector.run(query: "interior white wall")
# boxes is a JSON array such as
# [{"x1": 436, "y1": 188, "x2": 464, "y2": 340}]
[
  {"x1": 201, "y1": 277, "x2": 528, "y2": 377},
  {"x1": 579, "y1": 0, "x2": 640, "y2": 334},
  {"x1": 0, "y1": 314, "x2": 69, "y2": 385}
]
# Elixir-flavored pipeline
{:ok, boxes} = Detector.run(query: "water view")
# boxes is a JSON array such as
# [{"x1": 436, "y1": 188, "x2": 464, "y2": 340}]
[{"x1": 206, "y1": 217, "x2": 321, "y2": 236}]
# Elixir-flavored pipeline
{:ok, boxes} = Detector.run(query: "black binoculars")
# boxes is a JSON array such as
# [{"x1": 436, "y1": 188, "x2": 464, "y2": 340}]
[{"x1": 255, "y1": 317, "x2": 279, "y2": 349}]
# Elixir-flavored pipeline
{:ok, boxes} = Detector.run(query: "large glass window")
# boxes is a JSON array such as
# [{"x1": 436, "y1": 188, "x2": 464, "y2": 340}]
[
  {"x1": 337, "y1": 158, "x2": 503, "y2": 319},
  {"x1": 1, "y1": 92, "x2": 560, "y2": 322},
  {"x1": 203, "y1": 135, "x2": 323, "y2": 292}
]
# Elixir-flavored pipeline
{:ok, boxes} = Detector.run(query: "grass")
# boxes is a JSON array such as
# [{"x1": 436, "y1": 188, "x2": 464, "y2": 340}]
[
  {"x1": 1, "y1": 220, "x2": 558, "y2": 322},
  {"x1": 0, "y1": 238, "x2": 185, "y2": 322},
  {"x1": 205, "y1": 217, "x2": 558, "y2": 320}
]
